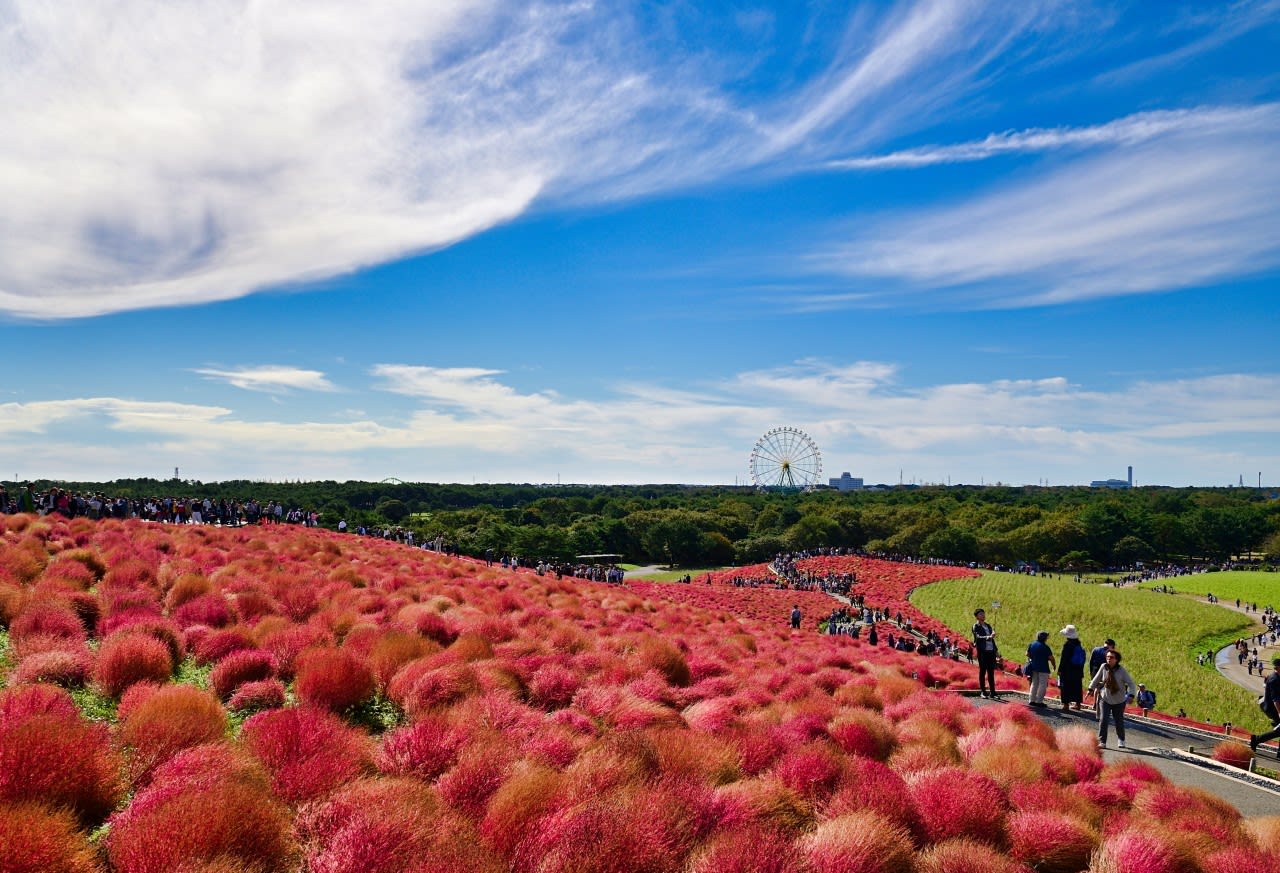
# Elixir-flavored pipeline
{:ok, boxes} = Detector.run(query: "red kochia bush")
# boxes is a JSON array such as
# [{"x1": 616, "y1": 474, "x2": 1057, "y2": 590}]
[
  {"x1": 106, "y1": 743, "x2": 297, "y2": 873},
  {"x1": 173, "y1": 593, "x2": 234, "y2": 630},
  {"x1": 770, "y1": 740, "x2": 846, "y2": 801},
  {"x1": 410, "y1": 610, "x2": 459, "y2": 646},
  {"x1": 8, "y1": 600, "x2": 86, "y2": 643},
  {"x1": 375, "y1": 714, "x2": 468, "y2": 780},
  {"x1": 209, "y1": 648, "x2": 277, "y2": 700},
  {"x1": 800, "y1": 810, "x2": 916, "y2": 873},
  {"x1": 1005, "y1": 809, "x2": 1098, "y2": 873},
  {"x1": 0, "y1": 800, "x2": 100, "y2": 873},
  {"x1": 1211, "y1": 741, "x2": 1253, "y2": 769},
  {"x1": 910, "y1": 766, "x2": 1008, "y2": 846},
  {"x1": 295, "y1": 777, "x2": 442, "y2": 873},
  {"x1": 824, "y1": 756, "x2": 920, "y2": 836},
  {"x1": 528, "y1": 662, "x2": 582, "y2": 710},
  {"x1": 9, "y1": 648, "x2": 92, "y2": 687},
  {"x1": 1089, "y1": 829, "x2": 1197, "y2": 873},
  {"x1": 915, "y1": 837, "x2": 1033, "y2": 873},
  {"x1": 93, "y1": 631, "x2": 174, "y2": 698},
  {"x1": 366, "y1": 629, "x2": 435, "y2": 690},
  {"x1": 686, "y1": 824, "x2": 805, "y2": 873},
  {"x1": 97, "y1": 614, "x2": 186, "y2": 666},
  {"x1": 227, "y1": 679, "x2": 287, "y2": 713},
  {"x1": 118, "y1": 683, "x2": 228, "y2": 786},
  {"x1": 294, "y1": 647, "x2": 376, "y2": 712},
  {"x1": 260, "y1": 622, "x2": 335, "y2": 679},
  {"x1": 191, "y1": 626, "x2": 257, "y2": 666},
  {"x1": 0, "y1": 683, "x2": 80, "y2": 724},
  {"x1": 515, "y1": 788, "x2": 689, "y2": 873},
  {"x1": 0, "y1": 707, "x2": 123, "y2": 824},
  {"x1": 240, "y1": 706, "x2": 372, "y2": 805}
]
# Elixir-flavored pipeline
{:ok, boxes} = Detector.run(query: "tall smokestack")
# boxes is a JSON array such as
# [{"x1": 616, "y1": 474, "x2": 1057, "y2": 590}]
[{"x1": 1127, "y1": 466, "x2": 1133, "y2": 487}]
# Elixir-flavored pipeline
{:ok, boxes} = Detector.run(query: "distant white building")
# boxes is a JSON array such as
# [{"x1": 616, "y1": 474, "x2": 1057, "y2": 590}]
[
  {"x1": 1091, "y1": 465, "x2": 1134, "y2": 489},
  {"x1": 829, "y1": 472, "x2": 864, "y2": 491}
]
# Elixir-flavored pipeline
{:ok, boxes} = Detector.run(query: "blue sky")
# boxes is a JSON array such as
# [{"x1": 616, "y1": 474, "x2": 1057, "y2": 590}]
[{"x1": 2, "y1": 1, "x2": 1278, "y2": 487}]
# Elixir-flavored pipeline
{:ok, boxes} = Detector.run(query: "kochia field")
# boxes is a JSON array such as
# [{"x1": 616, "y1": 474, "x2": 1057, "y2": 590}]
[{"x1": 1, "y1": 513, "x2": 1278, "y2": 873}]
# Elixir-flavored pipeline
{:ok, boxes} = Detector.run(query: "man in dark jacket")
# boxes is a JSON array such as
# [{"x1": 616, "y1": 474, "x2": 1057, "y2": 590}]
[
  {"x1": 1250, "y1": 655, "x2": 1280, "y2": 753},
  {"x1": 1089, "y1": 637, "x2": 1116, "y2": 677},
  {"x1": 973, "y1": 608, "x2": 999, "y2": 698}
]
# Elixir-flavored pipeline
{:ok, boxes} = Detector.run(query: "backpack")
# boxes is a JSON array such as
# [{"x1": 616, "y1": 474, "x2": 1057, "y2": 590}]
[{"x1": 1070, "y1": 645, "x2": 1086, "y2": 667}]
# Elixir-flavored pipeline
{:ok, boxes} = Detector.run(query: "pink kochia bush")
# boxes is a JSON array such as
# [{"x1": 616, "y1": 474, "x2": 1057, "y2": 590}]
[{"x1": 3, "y1": 516, "x2": 1277, "y2": 873}]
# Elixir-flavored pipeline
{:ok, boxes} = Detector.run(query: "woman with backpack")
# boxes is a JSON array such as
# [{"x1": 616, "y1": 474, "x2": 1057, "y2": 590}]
[{"x1": 1058, "y1": 624, "x2": 1087, "y2": 712}]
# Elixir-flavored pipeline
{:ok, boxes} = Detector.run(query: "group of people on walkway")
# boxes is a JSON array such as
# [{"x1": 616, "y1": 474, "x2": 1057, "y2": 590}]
[{"x1": 973, "y1": 609, "x2": 1149, "y2": 749}]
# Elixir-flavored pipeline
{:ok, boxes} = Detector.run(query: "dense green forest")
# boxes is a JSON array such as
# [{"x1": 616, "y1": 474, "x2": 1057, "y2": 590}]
[{"x1": 15, "y1": 477, "x2": 1280, "y2": 570}]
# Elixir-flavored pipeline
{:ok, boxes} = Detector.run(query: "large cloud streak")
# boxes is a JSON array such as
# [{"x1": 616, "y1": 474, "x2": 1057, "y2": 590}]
[
  {"x1": 0, "y1": 0, "x2": 1055, "y2": 318},
  {"x1": 811, "y1": 105, "x2": 1280, "y2": 308}
]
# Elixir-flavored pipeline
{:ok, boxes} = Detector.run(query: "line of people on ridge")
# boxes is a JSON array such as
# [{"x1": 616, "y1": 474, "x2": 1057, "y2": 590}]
[{"x1": 972, "y1": 609, "x2": 1152, "y2": 750}]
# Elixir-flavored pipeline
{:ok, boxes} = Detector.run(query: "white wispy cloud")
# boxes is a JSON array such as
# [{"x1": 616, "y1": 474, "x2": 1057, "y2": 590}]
[
  {"x1": 824, "y1": 105, "x2": 1271, "y2": 169},
  {"x1": 2, "y1": 361, "x2": 1276, "y2": 486},
  {"x1": 193, "y1": 365, "x2": 338, "y2": 394},
  {"x1": 0, "y1": 0, "x2": 1056, "y2": 319},
  {"x1": 808, "y1": 103, "x2": 1280, "y2": 307}
]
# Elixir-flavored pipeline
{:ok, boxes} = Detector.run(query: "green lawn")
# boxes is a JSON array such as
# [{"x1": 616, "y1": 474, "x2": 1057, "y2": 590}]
[
  {"x1": 1134, "y1": 569, "x2": 1280, "y2": 606},
  {"x1": 911, "y1": 570, "x2": 1268, "y2": 730}
]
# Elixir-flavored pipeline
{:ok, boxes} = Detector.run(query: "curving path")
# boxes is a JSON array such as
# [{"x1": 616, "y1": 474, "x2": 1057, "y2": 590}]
[{"x1": 1202, "y1": 596, "x2": 1277, "y2": 695}]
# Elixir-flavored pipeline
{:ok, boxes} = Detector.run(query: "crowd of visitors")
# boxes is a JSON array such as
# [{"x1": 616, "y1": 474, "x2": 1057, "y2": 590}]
[
  {"x1": 966, "y1": 610, "x2": 1150, "y2": 749},
  {"x1": 0, "y1": 482, "x2": 321, "y2": 527}
]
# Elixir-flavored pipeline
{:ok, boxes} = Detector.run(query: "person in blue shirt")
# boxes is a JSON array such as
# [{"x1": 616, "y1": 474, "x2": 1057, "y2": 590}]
[{"x1": 1026, "y1": 630, "x2": 1056, "y2": 707}]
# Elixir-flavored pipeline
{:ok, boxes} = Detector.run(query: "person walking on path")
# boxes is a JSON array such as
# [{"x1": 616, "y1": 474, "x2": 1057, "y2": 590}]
[
  {"x1": 1136, "y1": 684, "x2": 1156, "y2": 717},
  {"x1": 1089, "y1": 637, "x2": 1116, "y2": 678},
  {"x1": 973, "y1": 608, "x2": 999, "y2": 698},
  {"x1": 1088, "y1": 649, "x2": 1138, "y2": 749},
  {"x1": 1026, "y1": 630, "x2": 1056, "y2": 707},
  {"x1": 1058, "y1": 624, "x2": 1087, "y2": 711},
  {"x1": 1250, "y1": 655, "x2": 1280, "y2": 753}
]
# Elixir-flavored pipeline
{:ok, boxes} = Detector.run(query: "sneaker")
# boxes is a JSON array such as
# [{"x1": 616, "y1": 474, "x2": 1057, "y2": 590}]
[{"x1": 1117, "y1": 740, "x2": 1126, "y2": 749}]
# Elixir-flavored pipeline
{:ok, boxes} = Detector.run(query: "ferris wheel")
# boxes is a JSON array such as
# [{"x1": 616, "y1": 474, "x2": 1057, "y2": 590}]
[{"x1": 749, "y1": 427, "x2": 823, "y2": 490}]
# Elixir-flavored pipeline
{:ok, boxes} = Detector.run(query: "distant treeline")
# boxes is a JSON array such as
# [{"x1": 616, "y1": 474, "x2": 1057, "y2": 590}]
[{"x1": 16, "y1": 478, "x2": 1280, "y2": 570}]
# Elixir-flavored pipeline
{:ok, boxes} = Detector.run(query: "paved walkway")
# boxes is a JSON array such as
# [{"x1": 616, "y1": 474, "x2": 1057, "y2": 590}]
[
  {"x1": 1204, "y1": 597, "x2": 1277, "y2": 695},
  {"x1": 972, "y1": 693, "x2": 1280, "y2": 817}
]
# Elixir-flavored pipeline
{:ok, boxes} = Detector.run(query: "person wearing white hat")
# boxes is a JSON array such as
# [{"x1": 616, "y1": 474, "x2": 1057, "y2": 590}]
[{"x1": 1058, "y1": 624, "x2": 1087, "y2": 711}]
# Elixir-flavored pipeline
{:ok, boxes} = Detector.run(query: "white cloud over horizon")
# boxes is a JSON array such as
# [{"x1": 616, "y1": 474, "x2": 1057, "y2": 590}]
[{"x1": 2, "y1": 362, "x2": 1275, "y2": 487}]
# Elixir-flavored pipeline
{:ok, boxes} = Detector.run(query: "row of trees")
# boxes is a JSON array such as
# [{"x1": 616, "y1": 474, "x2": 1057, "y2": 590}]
[{"x1": 21, "y1": 478, "x2": 1280, "y2": 570}]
